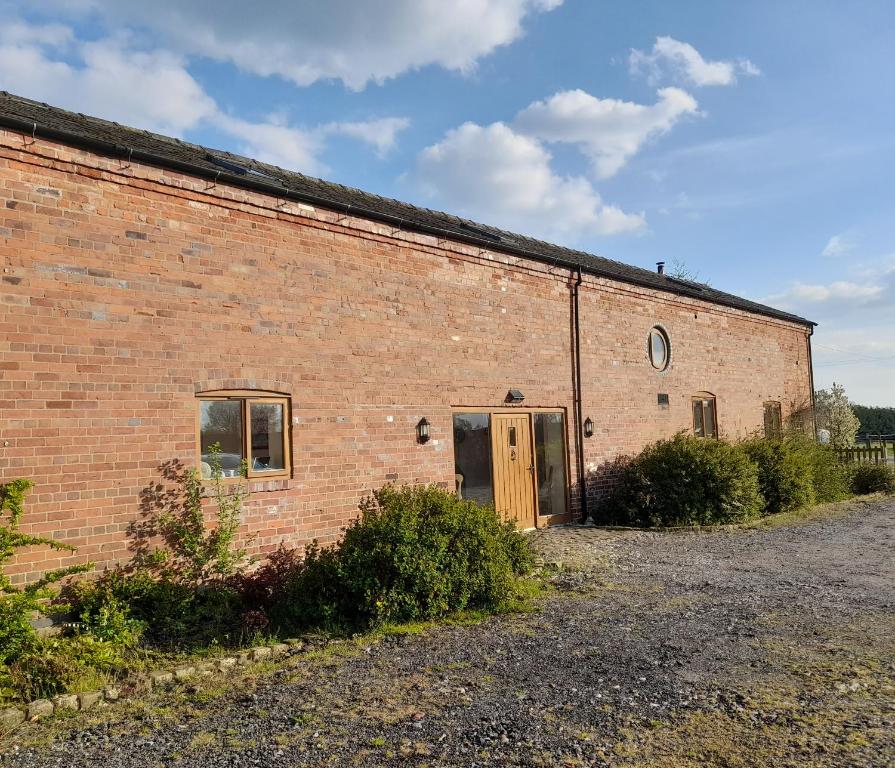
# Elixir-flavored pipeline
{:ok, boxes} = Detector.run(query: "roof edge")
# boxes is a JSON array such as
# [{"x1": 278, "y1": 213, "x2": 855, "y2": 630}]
[{"x1": 0, "y1": 108, "x2": 816, "y2": 328}]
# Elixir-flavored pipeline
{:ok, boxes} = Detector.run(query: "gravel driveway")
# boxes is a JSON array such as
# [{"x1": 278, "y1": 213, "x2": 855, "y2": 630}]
[{"x1": 2, "y1": 497, "x2": 893, "y2": 767}]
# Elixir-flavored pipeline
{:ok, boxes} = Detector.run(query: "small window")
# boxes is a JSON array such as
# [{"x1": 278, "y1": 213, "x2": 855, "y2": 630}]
[
  {"x1": 648, "y1": 326, "x2": 670, "y2": 371},
  {"x1": 198, "y1": 392, "x2": 290, "y2": 479},
  {"x1": 692, "y1": 395, "x2": 718, "y2": 439},
  {"x1": 764, "y1": 402, "x2": 783, "y2": 438}
]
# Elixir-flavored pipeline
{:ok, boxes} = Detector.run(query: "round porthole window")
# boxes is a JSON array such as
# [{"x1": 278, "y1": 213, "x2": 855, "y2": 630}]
[{"x1": 648, "y1": 326, "x2": 670, "y2": 371}]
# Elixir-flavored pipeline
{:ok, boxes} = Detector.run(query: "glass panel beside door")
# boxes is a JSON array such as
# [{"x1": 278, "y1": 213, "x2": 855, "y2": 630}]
[
  {"x1": 453, "y1": 413, "x2": 494, "y2": 505},
  {"x1": 533, "y1": 412, "x2": 568, "y2": 517}
]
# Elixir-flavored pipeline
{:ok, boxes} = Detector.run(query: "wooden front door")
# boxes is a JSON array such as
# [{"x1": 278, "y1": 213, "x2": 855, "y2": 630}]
[{"x1": 491, "y1": 413, "x2": 536, "y2": 528}]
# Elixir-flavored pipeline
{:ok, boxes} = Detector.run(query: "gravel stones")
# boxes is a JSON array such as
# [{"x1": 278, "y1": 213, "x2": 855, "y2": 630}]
[{"x1": 2, "y1": 497, "x2": 893, "y2": 766}]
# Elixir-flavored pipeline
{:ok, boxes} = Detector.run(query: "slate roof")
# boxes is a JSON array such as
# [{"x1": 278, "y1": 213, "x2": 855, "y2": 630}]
[{"x1": 0, "y1": 91, "x2": 813, "y2": 327}]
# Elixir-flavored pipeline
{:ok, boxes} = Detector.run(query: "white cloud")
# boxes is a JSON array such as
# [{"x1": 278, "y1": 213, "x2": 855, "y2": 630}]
[
  {"x1": 515, "y1": 87, "x2": 699, "y2": 178},
  {"x1": 414, "y1": 121, "x2": 645, "y2": 241},
  {"x1": 214, "y1": 115, "x2": 327, "y2": 175},
  {"x1": 47, "y1": 0, "x2": 564, "y2": 90},
  {"x1": 764, "y1": 259, "x2": 895, "y2": 405},
  {"x1": 821, "y1": 234, "x2": 854, "y2": 258},
  {"x1": 0, "y1": 20, "x2": 74, "y2": 47},
  {"x1": 322, "y1": 117, "x2": 411, "y2": 157},
  {"x1": 0, "y1": 33, "x2": 217, "y2": 135},
  {"x1": 768, "y1": 280, "x2": 885, "y2": 307},
  {"x1": 629, "y1": 36, "x2": 759, "y2": 87},
  {"x1": 0, "y1": 21, "x2": 409, "y2": 173}
]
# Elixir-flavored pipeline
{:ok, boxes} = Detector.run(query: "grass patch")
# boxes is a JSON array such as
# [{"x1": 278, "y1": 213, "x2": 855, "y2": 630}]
[
  {"x1": 610, "y1": 611, "x2": 895, "y2": 767},
  {"x1": 739, "y1": 494, "x2": 885, "y2": 530}
]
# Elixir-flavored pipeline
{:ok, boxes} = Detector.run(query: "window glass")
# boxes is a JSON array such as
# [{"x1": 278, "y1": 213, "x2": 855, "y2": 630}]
[
  {"x1": 693, "y1": 397, "x2": 718, "y2": 439},
  {"x1": 704, "y1": 400, "x2": 716, "y2": 439},
  {"x1": 453, "y1": 413, "x2": 493, "y2": 505},
  {"x1": 250, "y1": 401, "x2": 285, "y2": 472},
  {"x1": 534, "y1": 413, "x2": 567, "y2": 517},
  {"x1": 692, "y1": 400, "x2": 704, "y2": 437},
  {"x1": 649, "y1": 327, "x2": 669, "y2": 370},
  {"x1": 200, "y1": 400, "x2": 243, "y2": 478}
]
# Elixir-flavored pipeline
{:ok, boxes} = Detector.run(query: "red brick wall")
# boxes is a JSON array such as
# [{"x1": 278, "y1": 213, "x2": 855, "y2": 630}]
[{"x1": 0, "y1": 129, "x2": 813, "y2": 582}]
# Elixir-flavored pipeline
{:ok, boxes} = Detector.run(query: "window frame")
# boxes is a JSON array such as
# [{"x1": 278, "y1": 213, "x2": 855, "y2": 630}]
[
  {"x1": 196, "y1": 390, "x2": 292, "y2": 480},
  {"x1": 692, "y1": 394, "x2": 718, "y2": 439},
  {"x1": 648, "y1": 325, "x2": 671, "y2": 371}
]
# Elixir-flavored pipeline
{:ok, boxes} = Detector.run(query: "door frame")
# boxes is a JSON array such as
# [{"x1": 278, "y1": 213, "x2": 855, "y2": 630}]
[{"x1": 451, "y1": 406, "x2": 572, "y2": 526}]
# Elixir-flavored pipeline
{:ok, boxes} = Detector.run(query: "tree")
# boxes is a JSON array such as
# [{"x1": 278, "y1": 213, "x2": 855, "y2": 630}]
[
  {"x1": 667, "y1": 258, "x2": 710, "y2": 286},
  {"x1": 814, "y1": 383, "x2": 861, "y2": 448},
  {"x1": 851, "y1": 404, "x2": 895, "y2": 434}
]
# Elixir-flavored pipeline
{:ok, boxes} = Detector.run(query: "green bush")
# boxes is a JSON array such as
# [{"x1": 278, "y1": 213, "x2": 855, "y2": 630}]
[
  {"x1": 849, "y1": 463, "x2": 895, "y2": 495},
  {"x1": 740, "y1": 437, "x2": 816, "y2": 515},
  {"x1": 602, "y1": 433, "x2": 764, "y2": 527},
  {"x1": 75, "y1": 568, "x2": 247, "y2": 650},
  {"x1": 786, "y1": 433, "x2": 851, "y2": 503},
  {"x1": 272, "y1": 484, "x2": 534, "y2": 632}
]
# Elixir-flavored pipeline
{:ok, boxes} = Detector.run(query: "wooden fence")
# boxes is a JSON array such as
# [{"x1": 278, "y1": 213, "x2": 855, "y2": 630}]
[
  {"x1": 836, "y1": 446, "x2": 885, "y2": 465},
  {"x1": 854, "y1": 433, "x2": 895, "y2": 465}
]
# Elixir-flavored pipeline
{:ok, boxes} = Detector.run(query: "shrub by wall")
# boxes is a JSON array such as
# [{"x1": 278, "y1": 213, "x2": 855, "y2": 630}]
[
  {"x1": 602, "y1": 433, "x2": 764, "y2": 527},
  {"x1": 850, "y1": 463, "x2": 895, "y2": 495},
  {"x1": 271, "y1": 484, "x2": 534, "y2": 632},
  {"x1": 740, "y1": 437, "x2": 816, "y2": 516},
  {"x1": 785, "y1": 433, "x2": 852, "y2": 503}
]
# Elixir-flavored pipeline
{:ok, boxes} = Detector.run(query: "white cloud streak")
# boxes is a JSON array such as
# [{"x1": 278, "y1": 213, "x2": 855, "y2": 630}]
[
  {"x1": 821, "y1": 234, "x2": 854, "y2": 258},
  {"x1": 629, "y1": 36, "x2": 759, "y2": 87}
]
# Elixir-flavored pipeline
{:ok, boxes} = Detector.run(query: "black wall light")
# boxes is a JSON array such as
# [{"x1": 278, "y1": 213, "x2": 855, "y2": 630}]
[
  {"x1": 505, "y1": 389, "x2": 525, "y2": 404},
  {"x1": 584, "y1": 417, "x2": 594, "y2": 438},
  {"x1": 416, "y1": 417, "x2": 431, "y2": 444}
]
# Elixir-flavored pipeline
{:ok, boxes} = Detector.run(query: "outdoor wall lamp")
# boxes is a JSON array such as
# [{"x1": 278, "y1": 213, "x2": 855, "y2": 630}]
[
  {"x1": 416, "y1": 417, "x2": 431, "y2": 444},
  {"x1": 584, "y1": 417, "x2": 594, "y2": 438},
  {"x1": 505, "y1": 389, "x2": 525, "y2": 404}
]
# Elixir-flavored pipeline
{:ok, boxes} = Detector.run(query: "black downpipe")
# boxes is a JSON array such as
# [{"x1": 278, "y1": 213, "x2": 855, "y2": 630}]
[
  {"x1": 573, "y1": 267, "x2": 589, "y2": 523},
  {"x1": 807, "y1": 326, "x2": 818, "y2": 437}
]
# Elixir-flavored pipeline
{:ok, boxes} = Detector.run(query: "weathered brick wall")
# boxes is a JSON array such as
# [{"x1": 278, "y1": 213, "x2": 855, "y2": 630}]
[{"x1": 0, "y1": 130, "x2": 813, "y2": 581}]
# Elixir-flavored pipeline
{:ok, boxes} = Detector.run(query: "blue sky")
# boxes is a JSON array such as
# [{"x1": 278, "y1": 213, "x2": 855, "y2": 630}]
[{"x1": 1, "y1": 0, "x2": 893, "y2": 405}]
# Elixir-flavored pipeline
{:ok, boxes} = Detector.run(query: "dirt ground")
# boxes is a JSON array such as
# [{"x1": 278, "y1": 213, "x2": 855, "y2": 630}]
[{"x1": 2, "y1": 496, "x2": 893, "y2": 767}]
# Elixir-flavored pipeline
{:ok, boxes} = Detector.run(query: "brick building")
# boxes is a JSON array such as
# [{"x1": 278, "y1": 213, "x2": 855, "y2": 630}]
[{"x1": 0, "y1": 93, "x2": 815, "y2": 582}]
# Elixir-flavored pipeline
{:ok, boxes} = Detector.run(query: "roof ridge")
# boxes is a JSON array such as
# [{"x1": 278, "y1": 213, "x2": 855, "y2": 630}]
[{"x1": 0, "y1": 90, "x2": 814, "y2": 327}]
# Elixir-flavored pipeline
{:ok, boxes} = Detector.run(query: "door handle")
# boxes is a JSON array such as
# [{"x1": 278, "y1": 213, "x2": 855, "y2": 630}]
[{"x1": 527, "y1": 464, "x2": 535, "y2": 474}]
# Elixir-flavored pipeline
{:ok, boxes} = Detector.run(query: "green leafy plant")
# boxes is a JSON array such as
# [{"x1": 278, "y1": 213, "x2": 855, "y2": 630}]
[
  {"x1": 0, "y1": 634, "x2": 125, "y2": 702},
  {"x1": 0, "y1": 479, "x2": 91, "y2": 665},
  {"x1": 740, "y1": 436, "x2": 816, "y2": 516},
  {"x1": 270, "y1": 484, "x2": 534, "y2": 632},
  {"x1": 849, "y1": 463, "x2": 895, "y2": 495},
  {"x1": 156, "y1": 443, "x2": 252, "y2": 584},
  {"x1": 601, "y1": 433, "x2": 764, "y2": 527},
  {"x1": 75, "y1": 561, "x2": 248, "y2": 651}
]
